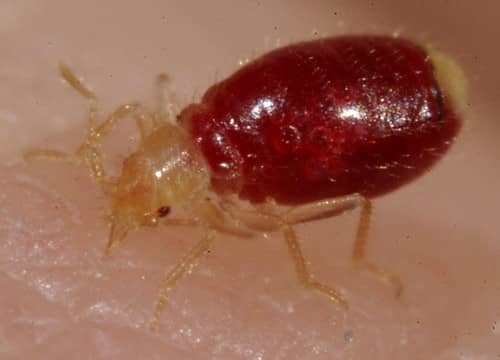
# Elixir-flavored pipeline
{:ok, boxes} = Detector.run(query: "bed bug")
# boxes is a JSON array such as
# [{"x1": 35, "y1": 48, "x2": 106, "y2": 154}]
[{"x1": 26, "y1": 35, "x2": 465, "y2": 329}]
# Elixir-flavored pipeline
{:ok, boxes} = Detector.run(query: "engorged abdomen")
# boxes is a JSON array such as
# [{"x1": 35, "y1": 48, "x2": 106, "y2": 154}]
[{"x1": 181, "y1": 36, "x2": 462, "y2": 204}]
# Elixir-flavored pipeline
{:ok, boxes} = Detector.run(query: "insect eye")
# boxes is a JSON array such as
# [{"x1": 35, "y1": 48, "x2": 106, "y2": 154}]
[{"x1": 157, "y1": 206, "x2": 171, "y2": 217}]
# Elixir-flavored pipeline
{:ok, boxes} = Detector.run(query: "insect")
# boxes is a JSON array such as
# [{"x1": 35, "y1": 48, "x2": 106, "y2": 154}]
[{"x1": 26, "y1": 35, "x2": 465, "y2": 330}]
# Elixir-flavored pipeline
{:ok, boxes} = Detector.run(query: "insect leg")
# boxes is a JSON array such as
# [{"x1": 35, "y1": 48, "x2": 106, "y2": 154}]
[
  {"x1": 23, "y1": 146, "x2": 108, "y2": 185},
  {"x1": 61, "y1": 64, "x2": 145, "y2": 187},
  {"x1": 135, "y1": 113, "x2": 152, "y2": 140},
  {"x1": 219, "y1": 205, "x2": 282, "y2": 232},
  {"x1": 351, "y1": 199, "x2": 403, "y2": 297},
  {"x1": 155, "y1": 73, "x2": 180, "y2": 123},
  {"x1": 60, "y1": 64, "x2": 144, "y2": 146},
  {"x1": 22, "y1": 64, "x2": 92, "y2": 165},
  {"x1": 80, "y1": 103, "x2": 139, "y2": 147},
  {"x1": 216, "y1": 203, "x2": 350, "y2": 307},
  {"x1": 24, "y1": 149, "x2": 77, "y2": 162},
  {"x1": 75, "y1": 103, "x2": 139, "y2": 186},
  {"x1": 283, "y1": 225, "x2": 348, "y2": 309},
  {"x1": 150, "y1": 230, "x2": 216, "y2": 331},
  {"x1": 26, "y1": 65, "x2": 141, "y2": 187},
  {"x1": 59, "y1": 63, "x2": 98, "y2": 128},
  {"x1": 161, "y1": 218, "x2": 199, "y2": 227},
  {"x1": 283, "y1": 194, "x2": 365, "y2": 224},
  {"x1": 192, "y1": 197, "x2": 254, "y2": 237},
  {"x1": 279, "y1": 195, "x2": 402, "y2": 297},
  {"x1": 217, "y1": 194, "x2": 363, "y2": 236}
]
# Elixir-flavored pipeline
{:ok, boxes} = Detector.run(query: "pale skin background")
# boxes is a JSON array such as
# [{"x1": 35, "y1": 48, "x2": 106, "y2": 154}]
[{"x1": 1, "y1": 0, "x2": 499, "y2": 359}]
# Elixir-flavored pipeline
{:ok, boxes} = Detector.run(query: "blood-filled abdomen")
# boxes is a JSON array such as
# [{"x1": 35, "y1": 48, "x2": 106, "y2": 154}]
[{"x1": 181, "y1": 36, "x2": 461, "y2": 204}]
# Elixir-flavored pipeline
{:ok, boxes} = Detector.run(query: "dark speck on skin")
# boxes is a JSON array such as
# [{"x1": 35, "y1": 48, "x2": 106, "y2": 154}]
[
  {"x1": 157, "y1": 206, "x2": 171, "y2": 217},
  {"x1": 344, "y1": 330, "x2": 354, "y2": 343}
]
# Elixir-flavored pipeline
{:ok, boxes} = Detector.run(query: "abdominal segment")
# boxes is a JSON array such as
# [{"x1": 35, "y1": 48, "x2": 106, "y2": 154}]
[{"x1": 183, "y1": 36, "x2": 461, "y2": 204}]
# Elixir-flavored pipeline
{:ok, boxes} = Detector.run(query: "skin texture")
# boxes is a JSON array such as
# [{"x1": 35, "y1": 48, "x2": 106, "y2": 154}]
[{"x1": 1, "y1": 1, "x2": 500, "y2": 359}]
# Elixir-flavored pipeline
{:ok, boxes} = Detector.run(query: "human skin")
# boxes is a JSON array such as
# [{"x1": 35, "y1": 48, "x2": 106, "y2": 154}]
[{"x1": 1, "y1": 1, "x2": 499, "y2": 359}]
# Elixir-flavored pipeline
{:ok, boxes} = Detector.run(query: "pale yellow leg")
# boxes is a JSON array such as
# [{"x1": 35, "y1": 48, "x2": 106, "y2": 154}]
[
  {"x1": 161, "y1": 218, "x2": 199, "y2": 227},
  {"x1": 351, "y1": 199, "x2": 403, "y2": 297},
  {"x1": 135, "y1": 113, "x2": 151, "y2": 140},
  {"x1": 221, "y1": 205, "x2": 282, "y2": 233},
  {"x1": 24, "y1": 63, "x2": 96, "y2": 164},
  {"x1": 193, "y1": 197, "x2": 254, "y2": 237},
  {"x1": 25, "y1": 64, "x2": 140, "y2": 187},
  {"x1": 284, "y1": 194, "x2": 364, "y2": 224},
  {"x1": 220, "y1": 194, "x2": 402, "y2": 303},
  {"x1": 150, "y1": 230, "x2": 216, "y2": 331},
  {"x1": 283, "y1": 225, "x2": 348, "y2": 309},
  {"x1": 155, "y1": 73, "x2": 180, "y2": 124},
  {"x1": 76, "y1": 103, "x2": 138, "y2": 186},
  {"x1": 59, "y1": 62, "x2": 98, "y2": 127},
  {"x1": 26, "y1": 65, "x2": 147, "y2": 255},
  {"x1": 24, "y1": 149, "x2": 77, "y2": 162},
  {"x1": 78, "y1": 103, "x2": 139, "y2": 149},
  {"x1": 217, "y1": 196, "x2": 353, "y2": 309}
]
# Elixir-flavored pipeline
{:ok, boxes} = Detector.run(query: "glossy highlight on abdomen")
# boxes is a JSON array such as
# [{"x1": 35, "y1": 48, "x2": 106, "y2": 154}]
[{"x1": 182, "y1": 36, "x2": 461, "y2": 204}]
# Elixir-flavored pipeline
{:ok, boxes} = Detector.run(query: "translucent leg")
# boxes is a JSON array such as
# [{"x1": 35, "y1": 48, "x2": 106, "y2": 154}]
[
  {"x1": 76, "y1": 103, "x2": 138, "y2": 186},
  {"x1": 192, "y1": 197, "x2": 254, "y2": 237},
  {"x1": 285, "y1": 196, "x2": 403, "y2": 298},
  {"x1": 25, "y1": 105, "x2": 136, "y2": 187},
  {"x1": 283, "y1": 225, "x2": 348, "y2": 309},
  {"x1": 155, "y1": 73, "x2": 180, "y2": 122},
  {"x1": 59, "y1": 63, "x2": 98, "y2": 127},
  {"x1": 283, "y1": 194, "x2": 364, "y2": 224},
  {"x1": 59, "y1": 63, "x2": 139, "y2": 138},
  {"x1": 220, "y1": 194, "x2": 364, "y2": 232},
  {"x1": 24, "y1": 149, "x2": 77, "y2": 163},
  {"x1": 222, "y1": 194, "x2": 402, "y2": 302},
  {"x1": 161, "y1": 218, "x2": 199, "y2": 227},
  {"x1": 150, "y1": 230, "x2": 216, "y2": 331},
  {"x1": 218, "y1": 198, "x2": 356, "y2": 308},
  {"x1": 351, "y1": 199, "x2": 403, "y2": 297},
  {"x1": 77, "y1": 103, "x2": 139, "y2": 150},
  {"x1": 135, "y1": 114, "x2": 151, "y2": 140},
  {"x1": 25, "y1": 64, "x2": 140, "y2": 187}
]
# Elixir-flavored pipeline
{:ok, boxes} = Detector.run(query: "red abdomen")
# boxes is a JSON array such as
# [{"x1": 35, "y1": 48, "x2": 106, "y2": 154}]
[{"x1": 181, "y1": 36, "x2": 461, "y2": 204}]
